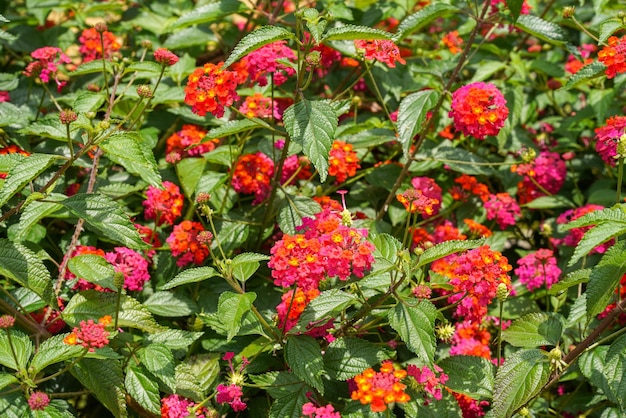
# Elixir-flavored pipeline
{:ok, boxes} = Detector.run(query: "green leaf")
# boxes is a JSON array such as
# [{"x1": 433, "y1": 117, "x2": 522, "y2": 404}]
[
  {"x1": 515, "y1": 15, "x2": 568, "y2": 45},
  {"x1": 217, "y1": 291, "x2": 257, "y2": 341},
  {"x1": 205, "y1": 118, "x2": 269, "y2": 138},
  {"x1": 602, "y1": 333, "x2": 626, "y2": 410},
  {"x1": 100, "y1": 132, "x2": 161, "y2": 188},
  {"x1": 231, "y1": 252, "x2": 270, "y2": 283},
  {"x1": 502, "y1": 312, "x2": 563, "y2": 347},
  {"x1": 251, "y1": 371, "x2": 304, "y2": 399},
  {"x1": 71, "y1": 358, "x2": 127, "y2": 418},
  {"x1": 0, "y1": 239, "x2": 53, "y2": 304},
  {"x1": 170, "y1": 0, "x2": 247, "y2": 30},
  {"x1": 324, "y1": 337, "x2": 390, "y2": 380},
  {"x1": 439, "y1": 355, "x2": 495, "y2": 399},
  {"x1": 561, "y1": 61, "x2": 607, "y2": 90},
  {"x1": 283, "y1": 99, "x2": 337, "y2": 182},
  {"x1": 395, "y1": 3, "x2": 460, "y2": 41},
  {"x1": 548, "y1": 269, "x2": 590, "y2": 295},
  {"x1": 70, "y1": 60, "x2": 114, "y2": 76},
  {"x1": 277, "y1": 194, "x2": 322, "y2": 235},
  {"x1": 0, "y1": 102, "x2": 30, "y2": 127},
  {"x1": 489, "y1": 349, "x2": 550, "y2": 418},
  {"x1": 18, "y1": 118, "x2": 67, "y2": 141},
  {"x1": 175, "y1": 362, "x2": 206, "y2": 401},
  {"x1": 159, "y1": 266, "x2": 220, "y2": 290},
  {"x1": 224, "y1": 25, "x2": 296, "y2": 68},
  {"x1": 285, "y1": 335, "x2": 325, "y2": 394},
  {"x1": 73, "y1": 92, "x2": 105, "y2": 113},
  {"x1": 431, "y1": 146, "x2": 494, "y2": 175},
  {"x1": 372, "y1": 233, "x2": 402, "y2": 266},
  {"x1": 0, "y1": 329, "x2": 32, "y2": 371},
  {"x1": 15, "y1": 195, "x2": 67, "y2": 241},
  {"x1": 215, "y1": 218, "x2": 249, "y2": 253},
  {"x1": 0, "y1": 154, "x2": 60, "y2": 207},
  {"x1": 523, "y1": 195, "x2": 576, "y2": 209},
  {"x1": 599, "y1": 18, "x2": 625, "y2": 44},
  {"x1": 67, "y1": 254, "x2": 117, "y2": 291},
  {"x1": 147, "y1": 329, "x2": 205, "y2": 351},
  {"x1": 569, "y1": 222, "x2": 626, "y2": 267},
  {"x1": 322, "y1": 24, "x2": 392, "y2": 41},
  {"x1": 303, "y1": 9, "x2": 326, "y2": 44},
  {"x1": 506, "y1": 0, "x2": 525, "y2": 22},
  {"x1": 293, "y1": 289, "x2": 356, "y2": 333},
  {"x1": 125, "y1": 365, "x2": 161, "y2": 415},
  {"x1": 269, "y1": 386, "x2": 309, "y2": 418},
  {"x1": 30, "y1": 334, "x2": 84, "y2": 374},
  {"x1": 586, "y1": 241, "x2": 626, "y2": 318},
  {"x1": 0, "y1": 373, "x2": 18, "y2": 391},
  {"x1": 565, "y1": 205, "x2": 626, "y2": 229},
  {"x1": 139, "y1": 343, "x2": 176, "y2": 392},
  {"x1": 124, "y1": 61, "x2": 163, "y2": 76},
  {"x1": 61, "y1": 193, "x2": 150, "y2": 250},
  {"x1": 176, "y1": 157, "x2": 206, "y2": 198},
  {"x1": 417, "y1": 239, "x2": 485, "y2": 268},
  {"x1": 397, "y1": 90, "x2": 439, "y2": 157},
  {"x1": 143, "y1": 291, "x2": 197, "y2": 317},
  {"x1": 388, "y1": 300, "x2": 437, "y2": 362},
  {"x1": 411, "y1": 390, "x2": 463, "y2": 417},
  {"x1": 579, "y1": 345, "x2": 609, "y2": 392}
]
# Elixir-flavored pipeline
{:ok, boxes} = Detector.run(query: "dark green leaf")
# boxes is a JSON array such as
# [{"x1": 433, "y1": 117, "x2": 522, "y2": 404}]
[
  {"x1": 224, "y1": 26, "x2": 296, "y2": 68},
  {"x1": 71, "y1": 358, "x2": 126, "y2": 417},
  {"x1": 0, "y1": 154, "x2": 60, "y2": 207},
  {"x1": 125, "y1": 366, "x2": 160, "y2": 415},
  {"x1": 143, "y1": 291, "x2": 197, "y2": 317},
  {"x1": 523, "y1": 195, "x2": 576, "y2": 209},
  {"x1": 586, "y1": 241, "x2": 626, "y2": 318},
  {"x1": 569, "y1": 223, "x2": 626, "y2": 267},
  {"x1": 561, "y1": 62, "x2": 606, "y2": 90},
  {"x1": 100, "y1": 132, "x2": 161, "y2": 188},
  {"x1": 205, "y1": 119, "x2": 269, "y2": 138},
  {"x1": 176, "y1": 157, "x2": 206, "y2": 198},
  {"x1": 30, "y1": 334, "x2": 85, "y2": 374},
  {"x1": 285, "y1": 335, "x2": 325, "y2": 393},
  {"x1": 602, "y1": 333, "x2": 626, "y2": 410},
  {"x1": 515, "y1": 15, "x2": 568, "y2": 45},
  {"x1": 502, "y1": 312, "x2": 564, "y2": 347},
  {"x1": 175, "y1": 362, "x2": 206, "y2": 401},
  {"x1": 506, "y1": 0, "x2": 525, "y2": 22},
  {"x1": 0, "y1": 239, "x2": 53, "y2": 304},
  {"x1": 395, "y1": 4, "x2": 460, "y2": 41},
  {"x1": 283, "y1": 99, "x2": 337, "y2": 182},
  {"x1": 417, "y1": 239, "x2": 485, "y2": 268},
  {"x1": 322, "y1": 24, "x2": 392, "y2": 41},
  {"x1": 431, "y1": 146, "x2": 494, "y2": 175},
  {"x1": 294, "y1": 289, "x2": 356, "y2": 333},
  {"x1": 0, "y1": 373, "x2": 18, "y2": 391},
  {"x1": 124, "y1": 61, "x2": 162, "y2": 75},
  {"x1": 61, "y1": 193, "x2": 150, "y2": 250},
  {"x1": 269, "y1": 386, "x2": 309, "y2": 418},
  {"x1": 170, "y1": 0, "x2": 247, "y2": 30},
  {"x1": 0, "y1": 329, "x2": 32, "y2": 371},
  {"x1": 139, "y1": 343, "x2": 176, "y2": 392},
  {"x1": 73, "y1": 92, "x2": 105, "y2": 113},
  {"x1": 147, "y1": 330, "x2": 205, "y2": 351},
  {"x1": 277, "y1": 194, "x2": 321, "y2": 235},
  {"x1": 250, "y1": 371, "x2": 304, "y2": 399},
  {"x1": 439, "y1": 355, "x2": 495, "y2": 399},
  {"x1": 231, "y1": 252, "x2": 270, "y2": 283},
  {"x1": 324, "y1": 337, "x2": 390, "y2": 380},
  {"x1": 599, "y1": 18, "x2": 625, "y2": 44},
  {"x1": 397, "y1": 90, "x2": 439, "y2": 157},
  {"x1": 159, "y1": 266, "x2": 220, "y2": 290},
  {"x1": 216, "y1": 291, "x2": 257, "y2": 341},
  {"x1": 388, "y1": 300, "x2": 437, "y2": 362},
  {"x1": 548, "y1": 269, "x2": 590, "y2": 295},
  {"x1": 67, "y1": 254, "x2": 117, "y2": 291}
]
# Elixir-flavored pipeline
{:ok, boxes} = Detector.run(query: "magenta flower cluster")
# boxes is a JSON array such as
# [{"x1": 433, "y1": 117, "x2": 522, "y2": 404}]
[{"x1": 515, "y1": 249, "x2": 561, "y2": 291}]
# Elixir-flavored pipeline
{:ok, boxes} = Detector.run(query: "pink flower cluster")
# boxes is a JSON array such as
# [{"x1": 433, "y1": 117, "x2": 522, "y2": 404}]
[
  {"x1": 28, "y1": 392, "x2": 50, "y2": 411},
  {"x1": 407, "y1": 364, "x2": 449, "y2": 403},
  {"x1": 243, "y1": 41, "x2": 296, "y2": 86},
  {"x1": 104, "y1": 247, "x2": 151, "y2": 291},
  {"x1": 160, "y1": 394, "x2": 208, "y2": 418},
  {"x1": 64, "y1": 316, "x2": 111, "y2": 352},
  {"x1": 449, "y1": 82, "x2": 509, "y2": 140},
  {"x1": 484, "y1": 192, "x2": 520, "y2": 230},
  {"x1": 216, "y1": 384, "x2": 247, "y2": 411},
  {"x1": 514, "y1": 151, "x2": 566, "y2": 204},
  {"x1": 553, "y1": 204, "x2": 611, "y2": 254},
  {"x1": 594, "y1": 116, "x2": 626, "y2": 166},
  {"x1": 302, "y1": 402, "x2": 341, "y2": 418},
  {"x1": 449, "y1": 320, "x2": 492, "y2": 359},
  {"x1": 23, "y1": 46, "x2": 71, "y2": 91},
  {"x1": 514, "y1": 249, "x2": 561, "y2": 291},
  {"x1": 354, "y1": 39, "x2": 406, "y2": 68},
  {"x1": 142, "y1": 181, "x2": 184, "y2": 226}
]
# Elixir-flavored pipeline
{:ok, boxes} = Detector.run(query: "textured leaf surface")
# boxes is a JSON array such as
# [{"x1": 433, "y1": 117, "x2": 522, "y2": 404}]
[
  {"x1": 569, "y1": 223, "x2": 626, "y2": 267},
  {"x1": 283, "y1": 99, "x2": 337, "y2": 182},
  {"x1": 599, "y1": 19, "x2": 625, "y2": 44},
  {"x1": 561, "y1": 62, "x2": 606, "y2": 90},
  {"x1": 67, "y1": 254, "x2": 117, "y2": 291},
  {"x1": 143, "y1": 291, "x2": 197, "y2": 317},
  {"x1": 417, "y1": 239, "x2": 485, "y2": 268},
  {"x1": 205, "y1": 119, "x2": 269, "y2": 138},
  {"x1": 277, "y1": 194, "x2": 321, "y2": 235},
  {"x1": 70, "y1": 60, "x2": 113, "y2": 76},
  {"x1": 586, "y1": 241, "x2": 626, "y2": 318},
  {"x1": 439, "y1": 355, "x2": 495, "y2": 399},
  {"x1": 217, "y1": 291, "x2": 257, "y2": 341},
  {"x1": 147, "y1": 329, "x2": 205, "y2": 351},
  {"x1": 322, "y1": 24, "x2": 391, "y2": 41},
  {"x1": 71, "y1": 358, "x2": 127, "y2": 417},
  {"x1": 125, "y1": 366, "x2": 160, "y2": 415},
  {"x1": 269, "y1": 387, "x2": 309, "y2": 418},
  {"x1": 224, "y1": 25, "x2": 295, "y2": 68},
  {"x1": 0, "y1": 373, "x2": 17, "y2": 391},
  {"x1": 175, "y1": 362, "x2": 206, "y2": 401},
  {"x1": 602, "y1": 334, "x2": 626, "y2": 410},
  {"x1": 0, "y1": 329, "x2": 32, "y2": 371},
  {"x1": 159, "y1": 266, "x2": 220, "y2": 290},
  {"x1": 515, "y1": 15, "x2": 568, "y2": 45},
  {"x1": 502, "y1": 312, "x2": 563, "y2": 347},
  {"x1": 170, "y1": 0, "x2": 246, "y2": 30},
  {"x1": 100, "y1": 132, "x2": 161, "y2": 188},
  {"x1": 388, "y1": 300, "x2": 437, "y2": 362},
  {"x1": 139, "y1": 343, "x2": 176, "y2": 392},
  {"x1": 294, "y1": 289, "x2": 356, "y2": 333},
  {"x1": 61, "y1": 193, "x2": 150, "y2": 250},
  {"x1": 30, "y1": 334, "x2": 84, "y2": 374},
  {"x1": 231, "y1": 252, "x2": 270, "y2": 283},
  {"x1": 251, "y1": 371, "x2": 303, "y2": 399},
  {"x1": 489, "y1": 349, "x2": 550, "y2": 418},
  {"x1": 285, "y1": 335, "x2": 325, "y2": 393},
  {"x1": 432, "y1": 146, "x2": 494, "y2": 175},
  {"x1": 395, "y1": 4, "x2": 459, "y2": 41},
  {"x1": 397, "y1": 90, "x2": 439, "y2": 156},
  {"x1": 15, "y1": 193, "x2": 66, "y2": 241},
  {"x1": 324, "y1": 337, "x2": 390, "y2": 380},
  {"x1": 0, "y1": 154, "x2": 59, "y2": 207},
  {"x1": 0, "y1": 239, "x2": 53, "y2": 304}
]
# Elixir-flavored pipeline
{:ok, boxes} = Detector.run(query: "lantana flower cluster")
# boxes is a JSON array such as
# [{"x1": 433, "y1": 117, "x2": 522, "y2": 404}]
[
  {"x1": 449, "y1": 82, "x2": 509, "y2": 140},
  {"x1": 513, "y1": 150, "x2": 567, "y2": 204},
  {"x1": 142, "y1": 181, "x2": 184, "y2": 226},
  {"x1": 598, "y1": 35, "x2": 626, "y2": 79},
  {"x1": 184, "y1": 62, "x2": 243, "y2": 118},
  {"x1": 328, "y1": 140, "x2": 360, "y2": 183},
  {"x1": 231, "y1": 152, "x2": 275, "y2": 204},
  {"x1": 160, "y1": 394, "x2": 209, "y2": 418},
  {"x1": 23, "y1": 46, "x2": 71, "y2": 90},
  {"x1": 594, "y1": 116, "x2": 626, "y2": 166},
  {"x1": 241, "y1": 40, "x2": 296, "y2": 86},
  {"x1": 166, "y1": 220, "x2": 210, "y2": 267},
  {"x1": 354, "y1": 39, "x2": 406, "y2": 68},
  {"x1": 63, "y1": 315, "x2": 111, "y2": 352},
  {"x1": 515, "y1": 249, "x2": 561, "y2": 291},
  {"x1": 350, "y1": 361, "x2": 410, "y2": 412},
  {"x1": 78, "y1": 27, "x2": 121, "y2": 62},
  {"x1": 165, "y1": 124, "x2": 218, "y2": 162}
]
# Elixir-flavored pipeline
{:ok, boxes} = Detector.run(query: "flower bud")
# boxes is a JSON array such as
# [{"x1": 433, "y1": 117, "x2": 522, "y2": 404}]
[
  {"x1": 496, "y1": 282, "x2": 509, "y2": 302},
  {"x1": 562, "y1": 6, "x2": 575, "y2": 19},
  {"x1": 136, "y1": 85, "x2": 153, "y2": 98},
  {"x1": 435, "y1": 323, "x2": 455, "y2": 343},
  {"x1": 59, "y1": 109, "x2": 78, "y2": 125},
  {"x1": 94, "y1": 22, "x2": 108, "y2": 33},
  {"x1": 114, "y1": 271, "x2": 125, "y2": 290},
  {"x1": 196, "y1": 192, "x2": 211, "y2": 204},
  {"x1": 305, "y1": 50, "x2": 322, "y2": 68},
  {"x1": 0, "y1": 315, "x2": 15, "y2": 329}
]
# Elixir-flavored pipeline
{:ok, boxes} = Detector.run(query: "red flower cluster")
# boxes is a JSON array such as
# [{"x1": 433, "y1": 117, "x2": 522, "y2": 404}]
[
  {"x1": 450, "y1": 174, "x2": 490, "y2": 202},
  {"x1": 231, "y1": 152, "x2": 274, "y2": 205},
  {"x1": 104, "y1": 247, "x2": 151, "y2": 291},
  {"x1": 142, "y1": 181, "x2": 184, "y2": 226},
  {"x1": 153, "y1": 48, "x2": 179, "y2": 66},
  {"x1": 63, "y1": 315, "x2": 111, "y2": 352},
  {"x1": 449, "y1": 82, "x2": 509, "y2": 140},
  {"x1": 216, "y1": 384, "x2": 247, "y2": 412},
  {"x1": 514, "y1": 151, "x2": 567, "y2": 204},
  {"x1": 23, "y1": 46, "x2": 71, "y2": 90},
  {"x1": 184, "y1": 62, "x2": 243, "y2": 118},
  {"x1": 354, "y1": 39, "x2": 406, "y2": 68},
  {"x1": 328, "y1": 140, "x2": 360, "y2": 183},
  {"x1": 442, "y1": 30, "x2": 463, "y2": 54},
  {"x1": 166, "y1": 220, "x2": 210, "y2": 267},
  {"x1": 463, "y1": 219, "x2": 492, "y2": 238},
  {"x1": 165, "y1": 124, "x2": 218, "y2": 162},
  {"x1": 598, "y1": 35, "x2": 626, "y2": 79},
  {"x1": 594, "y1": 115, "x2": 626, "y2": 166},
  {"x1": 28, "y1": 392, "x2": 50, "y2": 411},
  {"x1": 281, "y1": 154, "x2": 312, "y2": 185},
  {"x1": 78, "y1": 28, "x2": 121, "y2": 62},
  {"x1": 276, "y1": 287, "x2": 320, "y2": 332},
  {"x1": 565, "y1": 44, "x2": 596, "y2": 74},
  {"x1": 350, "y1": 361, "x2": 410, "y2": 412},
  {"x1": 238, "y1": 93, "x2": 281, "y2": 119}
]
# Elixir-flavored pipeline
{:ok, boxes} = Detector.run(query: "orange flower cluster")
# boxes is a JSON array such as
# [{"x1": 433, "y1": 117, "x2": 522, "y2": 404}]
[
  {"x1": 166, "y1": 220, "x2": 210, "y2": 267},
  {"x1": 238, "y1": 93, "x2": 280, "y2": 119},
  {"x1": 231, "y1": 152, "x2": 274, "y2": 205},
  {"x1": 450, "y1": 174, "x2": 490, "y2": 202},
  {"x1": 350, "y1": 361, "x2": 410, "y2": 412},
  {"x1": 463, "y1": 219, "x2": 492, "y2": 238},
  {"x1": 78, "y1": 28, "x2": 121, "y2": 62},
  {"x1": 598, "y1": 35, "x2": 626, "y2": 79},
  {"x1": 442, "y1": 30, "x2": 463, "y2": 54},
  {"x1": 328, "y1": 140, "x2": 360, "y2": 183},
  {"x1": 354, "y1": 39, "x2": 406, "y2": 68},
  {"x1": 276, "y1": 287, "x2": 320, "y2": 332},
  {"x1": 165, "y1": 124, "x2": 218, "y2": 162},
  {"x1": 449, "y1": 82, "x2": 509, "y2": 140},
  {"x1": 184, "y1": 62, "x2": 243, "y2": 118},
  {"x1": 63, "y1": 315, "x2": 111, "y2": 352},
  {"x1": 396, "y1": 189, "x2": 439, "y2": 215}
]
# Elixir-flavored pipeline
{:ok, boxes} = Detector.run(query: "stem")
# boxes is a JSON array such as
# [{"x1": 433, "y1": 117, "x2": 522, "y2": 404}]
[
  {"x1": 497, "y1": 299, "x2": 504, "y2": 367},
  {"x1": 34, "y1": 348, "x2": 89, "y2": 384},
  {"x1": 4, "y1": 328, "x2": 22, "y2": 372}
]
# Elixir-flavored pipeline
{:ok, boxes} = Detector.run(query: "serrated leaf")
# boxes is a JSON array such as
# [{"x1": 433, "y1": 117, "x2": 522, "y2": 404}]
[
  {"x1": 215, "y1": 218, "x2": 249, "y2": 253},
  {"x1": 61, "y1": 193, "x2": 150, "y2": 250},
  {"x1": 30, "y1": 334, "x2": 85, "y2": 374},
  {"x1": 602, "y1": 333, "x2": 626, "y2": 410},
  {"x1": 371, "y1": 233, "x2": 402, "y2": 268},
  {"x1": 599, "y1": 19, "x2": 625, "y2": 44},
  {"x1": 100, "y1": 132, "x2": 161, "y2": 188},
  {"x1": 586, "y1": 241, "x2": 626, "y2": 318},
  {"x1": 0, "y1": 373, "x2": 18, "y2": 391},
  {"x1": 417, "y1": 239, "x2": 485, "y2": 268},
  {"x1": 175, "y1": 362, "x2": 206, "y2": 401},
  {"x1": 506, "y1": 0, "x2": 525, "y2": 22},
  {"x1": 322, "y1": 24, "x2": 392, "y2": 41},
  {"x1": 147, "y1": 330, "x2": 205, "y2": 351},
  {"x1": 561, "y1": 61, "x2": 606, "y2": 90},
  {"x1": 395, "y1": 3, "x2": 460, "y2": 41},
  {"x1": 285, "y1": 335, "x2": 325, "y2": 393},
  {"x1": 294, "y1": 289, "x2": 356, "y2": 333},
  {"x1": 217, "y1": 291, "x2": 257, "y2": 341},
  {"x1": 250, "y1": 371, "x2": 304, "y2": 399},
  {"x1": 439, "y1": 355, "x2": 495, "y2": 399},
  {"x1": 566, "y1": 293, "x2": 587, "y2": 328},
  {"x1": 397, "y1": 90, "x2": 439, "y2": 157},
  {"x1": 565, "y1": 206, "x2": 626, "y2": 230},
  {"x1": 125, "y1": 366, "x2": 160, "y2": 415},
  {"x1": 388, "y1": 300, "x2": 437, "y2": 362},
  {"x1": 277, "y1": 194, "x2": 322, "y2": 235},
  {"x1": 224, "y1": 25, "x2": 295, "y2": 68},
  {"x1": 170, "y1": 0, "x2": 247, "y2": 30},
  {"x1": 0, "y1": 154, "x2": 60, "y2": 207},
  {"x1": 205, "y1": 119, "x2": 269, "y2": 139},
  {"x1": 68, "y1": 254, "x2": 117, "y2": 291},
  {"x1": 143, "y1": 291, "x2": 197, "y2": 317},
  {"x1": 231, "y1": 252, "x2": 270, "y2": 283},
  {"x1": 0, "y1": 329, "x2": 32, "y2": 371},
  {"x1": 124, "y1": 61, "x2": 163, "y2": 75},
  {"x1": 411, "y1": 390, "x2": 464, "y2": 417},
  {"x1": 159, "y1": 266, "x2": 220, "y2": 290},
  {"x1": 18, "y1": 118, "x2": 67, "y2": 141},
  {"x1": 432, "y1": 146, "x2": 493, "y2": 175},
  {"x1": 0, "y1": 239, "x2": 53, "y2": 304},
  {"x1": 73, "y1": 92, "x2": 105, "y2": 113},
  {"x1": 16, "y1": 195, "x2": 67, "y2": 241},
  {"x1": 176, "y1": 157, "x2": 206, "y2": 198},
  {"x1": 579, "y1": 345, "x2": 609, "y2": 391},
  {"x1": 324, "y1": 337, "x2": 390, "y2": 380},
  {"x1": 70, "y1": 60, "x2": 114, "y2": 76},
  {"x1": 548, "y1": 268, "x2": 590, "y2": 295},
  {"x1": 139, "y1": 343, "x2": 176, "y2": 392},
  {"x1": 269, "y1": 386, "x2": 309, "y2": 418},
  {"x1": 489, "y1": 349, "x2": 550, "y2": 418},
  {"x1": 71, "y1": 358, "x2": 127, "y2": 417},
  {"x1": 502, "y1": 312, "x2": 563, "y2": 347},
  {"x1": 515, "y1": 14, "x2": 568, "y2": 45},
  {"x1": 283, "y1": 99, "x2": 337, "y2": 182}
]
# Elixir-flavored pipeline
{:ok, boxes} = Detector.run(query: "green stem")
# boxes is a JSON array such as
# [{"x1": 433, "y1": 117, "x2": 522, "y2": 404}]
[
  {"x1": 4, "y1": 328, "x2": 22, "y2": 373},
  {"x1": 34, "y1": 347, "x2": 89, "y2": 385},
  {"x1": 497, "y1": 299, "x2": 504, "y2": 367}
]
